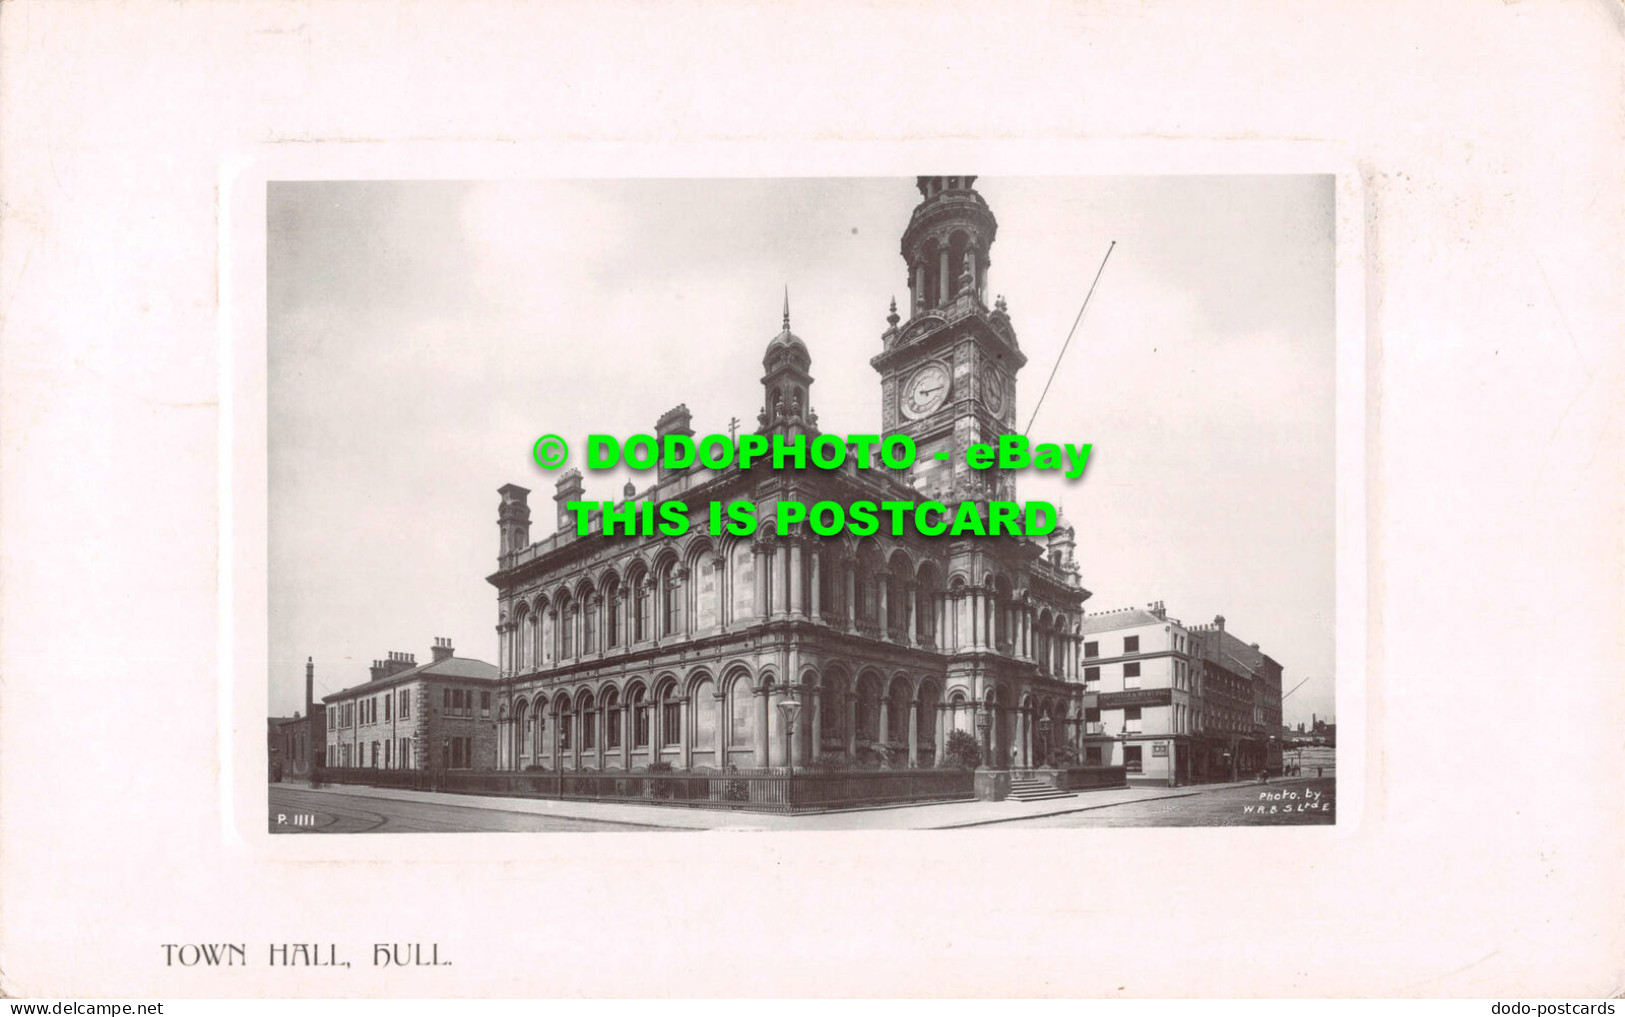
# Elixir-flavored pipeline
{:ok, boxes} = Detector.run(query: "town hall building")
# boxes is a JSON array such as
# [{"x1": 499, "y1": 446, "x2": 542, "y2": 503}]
[{"x1": 486, "y1": 176, "x2": 1095, "y2": 775}]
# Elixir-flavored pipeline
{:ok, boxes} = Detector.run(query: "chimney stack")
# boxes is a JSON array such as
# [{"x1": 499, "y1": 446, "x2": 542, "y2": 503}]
[
  {"x1": 553, "y1": 469, "x2": 585, "y2": 534},
  {"x1": 431, "y1": 637, "x2": 454, "y2": 663},
  {"x1": 369, "y1": 659, "x2": 386, "y2": 682},
  {"x1": 654, "y1": 404, "x2": 695, "y2": 482},
  {"x1": 497, "y1": 483, "x2": 532, "y2": 557},
  {"x1": 382, "y1": 651, "x2": 416, "y2": 677},
  {"x1": 305, "y1": 656, "x2": 314, "y2": 716}
]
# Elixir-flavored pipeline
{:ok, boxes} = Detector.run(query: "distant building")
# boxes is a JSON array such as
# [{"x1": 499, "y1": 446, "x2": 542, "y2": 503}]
[
  {"x1": 268, "y1": 716, "x2": 294, "y2": 781},
  {"x1": 322, "y1": 638, "x2": 500, "y2": 772},
  {"x1": 1078, "y1": 604, "x2": 1285, "y2": 783},
  {"x1": 1078, "y1": 602, "x2": 1198, "y2": 782},
  {"x1": 271, "y1": 657, "x2": 327, "y2": 782}
]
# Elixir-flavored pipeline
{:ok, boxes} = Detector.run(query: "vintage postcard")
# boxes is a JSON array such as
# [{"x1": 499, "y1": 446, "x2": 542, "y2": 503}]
[{"x1": 2, "y1": 0, "x2": 1619, "y2": 1002}]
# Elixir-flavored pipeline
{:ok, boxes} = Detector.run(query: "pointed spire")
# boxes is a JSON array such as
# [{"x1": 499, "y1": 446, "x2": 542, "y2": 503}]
[
  {"x1": 782, "y1": 286, "x2": 791, "y2": 332},
  {"x1": 886, "y1": 296, "x2": 900, "y2": 328}
]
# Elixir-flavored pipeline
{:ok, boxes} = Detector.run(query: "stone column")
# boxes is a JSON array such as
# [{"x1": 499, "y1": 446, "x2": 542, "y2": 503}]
[
  {"x1": 938, "y1": 249, "x2": 950, "y2": 305},
  {"x1": 622, "y1": 706, "x2": 632, "y2": 771},
  {"x1": 714, "y1": 688, "x2": 727, "y2": 767},
  {"x1": 809, "y1": 551, "x2": 821, "y2": 620},
  {"x1": 907, "y1": 700, "x2": 920, "y2": 767},
  {"x1": 878, "y1": 698, "x2": 890, "y2": 748},
  {"x1": 679, "y1": 696, "x2": 691, "y2": 770},
  {"x1": 810, "y1": 687, "x2": 823, "y2": 761},
  {"x1": 876, "y1": 570, "x2": 890, "y2": 638},
  {"x1": 934, "y1": 705, "x2": 947, "y2": 765},
  {"x1": 789, "y1": 541, "x2": 804, "y2": 616},
  {"x1": 755, "y1": 687, "x2": 770, "y2": 768},
  {"x1": 753, "y1": 544, "x2": 771, "y2": 619},
  {"x1": 963, "y1": 247, "x2": 976, "y2": 298},
  {"x1": 711, "y1": 553, "x2": 727, "y2": 633},
  {"x1": 846, "y1": 695, "x2": 858, "y2": 756},
  {"x1": 906, "y1": 583, "x2": 918, "y2": 645},
  {"x1": 844, "y1": 562, "x2": 856, "y2": 631}
]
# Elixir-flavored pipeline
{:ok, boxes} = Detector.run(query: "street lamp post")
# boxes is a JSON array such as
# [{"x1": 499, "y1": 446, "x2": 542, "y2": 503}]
[{"x1": 776, "y1": 689, "x2": 803, "y2": 777}]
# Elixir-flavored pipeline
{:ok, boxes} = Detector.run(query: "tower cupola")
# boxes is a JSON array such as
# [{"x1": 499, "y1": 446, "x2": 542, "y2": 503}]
[
  {"x1": 758, "y1": 290, "x2": 817, "y2": 436},
  {"x1": 901, "y1": 176, "x2": 998, "y2": 318}
]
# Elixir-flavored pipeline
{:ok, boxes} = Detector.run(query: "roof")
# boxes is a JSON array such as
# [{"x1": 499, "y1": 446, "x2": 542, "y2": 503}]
[
  {"x1": 1080, "y1": 606, "x2": 1168, "y2": 635},
  {"x1": 322, "y1": 655, "x2": 499, "y2": 703}
]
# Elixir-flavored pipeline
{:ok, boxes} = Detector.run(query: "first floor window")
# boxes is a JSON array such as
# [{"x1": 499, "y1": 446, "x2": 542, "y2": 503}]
[
  {"x1": 1083, "y1": 641, "x2": 1098, "y2": 658},
  {"x1": 1124, "y1": 706, "x2": 1142, "y2": 734},
  {"x1": 1124, "y1": 745, "x2": 1142, "y2": 773}
]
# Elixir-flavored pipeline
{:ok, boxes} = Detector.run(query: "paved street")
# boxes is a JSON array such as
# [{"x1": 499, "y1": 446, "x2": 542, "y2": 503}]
[
  {"x1": 985, "y1": 777, "x2": 1335, "y2": 827},
  {"x1": 269, "y1": 785, "x2": 682, "y2": 833},
  {"x1": 270, "y1": 772, "x2": 1336, "y2": 832}
]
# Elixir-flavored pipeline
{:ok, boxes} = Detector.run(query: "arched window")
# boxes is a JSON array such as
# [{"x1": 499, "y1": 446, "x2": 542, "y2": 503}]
[
  {"x1": 820, "y1": 672, "x2": 844, "y2": 744},
  {"x1": 603, "y1": 577, "x2": 620, "y2": 647},
  {"x1": 580, "y1": 692, "x2": 596, "y2": 751},
  {"x1": 659, "y1": 682, "x2": 682, "y2": 747},
  {"x1": 582, "y1": 596, "x2": 597, "y2": 654},
  {"x1": 889, "y1": 681, "x2": 910, "y2": 742},
  {"x1": 515, "y1": 699, "x2": 530, "y2": 761},
  {"x1": 634, "y1": 575, "x2": 650, "y2": 642},
  {"x1": 631, "y1": 686, "x2": 650, "y2": 748},
  {"x1": 518, "y1": 607, "x2": 534, "y2": 671},
  {"x1": 728, "y1": 676, "x2": 755, "y2": 746},
  {"x1": 558, "y1": 697, "x2": 573, "y2": 751},
  {"x1": 604, "y1": 689, "x2": 621, "y2": 749},
  {"x1": 537, "y1": 603, "x2": 552, "y2": 665},
  {"x1": 660, "y1": 562, "x2": 683, "y2": 636},
  {"x1": 559, "y1": 597, "x2": 575, "y2": 657},
  {"x1": 692, "y1": 677, "x2": 716, "y2": 749},
  {"x1": 819, "y1": 551, "x2": 842, "y2": 623}
]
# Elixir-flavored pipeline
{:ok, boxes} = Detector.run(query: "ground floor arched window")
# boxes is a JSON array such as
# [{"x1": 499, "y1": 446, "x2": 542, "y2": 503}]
[
  {"x1": 692, "y1": 678, "x2": 716, "y2": 749},
  {"x1": 728, "y1": 677, "x2": 754, "y2": 746}
]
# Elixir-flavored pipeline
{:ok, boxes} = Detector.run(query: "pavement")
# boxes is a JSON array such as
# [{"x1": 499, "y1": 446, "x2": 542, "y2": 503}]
[{"x1": 270, "y1": 772, "x2": 1335, "y2": 832}]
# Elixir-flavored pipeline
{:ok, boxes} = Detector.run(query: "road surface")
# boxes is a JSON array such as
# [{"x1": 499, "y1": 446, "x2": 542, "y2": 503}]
[
  {"x1": 269, "y1": 785, "x2": 683, "y2": 833},
  {"x1": 986, "y1": 778, "x2": 1336, "y2": 827}
]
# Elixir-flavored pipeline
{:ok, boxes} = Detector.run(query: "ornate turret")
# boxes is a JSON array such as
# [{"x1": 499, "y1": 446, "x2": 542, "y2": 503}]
[
  {"x1": 900, "y1": 176, "x2": 998, "y2": 317},
  {"x1": 758, "y1": 289, "x2": 817, "y2": 436},
  {"x1": 497, "y1": 483, "x2": 531, "y2": 557}
]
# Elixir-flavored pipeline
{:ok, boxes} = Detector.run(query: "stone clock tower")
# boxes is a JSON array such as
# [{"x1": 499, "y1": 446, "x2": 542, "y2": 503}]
[{"x1": 873, "y1": 175, "x2": 1026, "y2": 503}]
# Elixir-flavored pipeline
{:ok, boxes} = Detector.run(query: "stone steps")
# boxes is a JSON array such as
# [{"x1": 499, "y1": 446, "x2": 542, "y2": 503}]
[{"x1": 1007, "y1": 778, "x2": 1078, "y2": 803}]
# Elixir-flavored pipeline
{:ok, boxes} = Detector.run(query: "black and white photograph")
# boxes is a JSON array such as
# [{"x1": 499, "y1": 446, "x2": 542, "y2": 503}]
[
  {"x1": 266, "y1": 175, "x2": 1338, "y2": 832},
  {"x1": 3, "y1": 0, "x2": 1620, "y2": 1004}
]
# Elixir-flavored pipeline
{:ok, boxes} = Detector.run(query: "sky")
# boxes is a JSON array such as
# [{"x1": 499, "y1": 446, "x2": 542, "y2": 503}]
[{"x1": 268, "y1": 175, "x2": 1337, "y2": 728}]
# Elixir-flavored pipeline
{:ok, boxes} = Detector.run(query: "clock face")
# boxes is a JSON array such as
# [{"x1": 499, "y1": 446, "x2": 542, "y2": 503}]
[
  {"x1": 984, "y1": 366, "x2": 1007, "y2": 415},
  {"x1": 902, "y1": 363, "x2": 951, "y2": 419}
]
